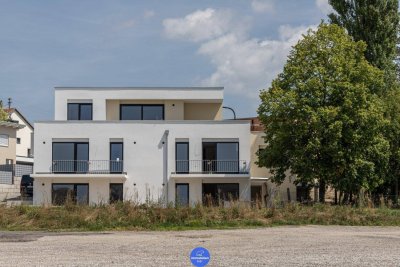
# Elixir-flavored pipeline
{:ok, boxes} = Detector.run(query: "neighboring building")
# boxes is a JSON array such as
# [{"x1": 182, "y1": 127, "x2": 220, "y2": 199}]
[
  {"x1": 4, "y1": 108, "x2": 34, "y2": 166},
  {"x1": 239, "y1": 117, "x2": 297, "y2": 206},
  {"x1": 0, "y1": 121, "x2": 24, "y2": 165},
  {"x1": 33, "y1": 87, "x2": 251, "y2": 206},
  {"x1": 0, "y1": 120, "x2": 25, "y2": 200}
]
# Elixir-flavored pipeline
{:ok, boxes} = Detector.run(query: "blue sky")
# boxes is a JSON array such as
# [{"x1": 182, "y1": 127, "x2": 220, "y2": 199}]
[{"x1": 0, "y1": 0, "x2": 330, "y2": 122}]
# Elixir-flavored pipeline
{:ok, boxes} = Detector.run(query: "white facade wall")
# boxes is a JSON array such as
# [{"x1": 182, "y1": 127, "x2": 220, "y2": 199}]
[
  {"x1": 10, "y1": 111, "x2": 33, "y2": 159},
  {"x1": 54, "y1": 87, "x2": 223, "y2": 120},
  {"x1": 33, "y1": 121, "x2": 251, "y2": 205}
]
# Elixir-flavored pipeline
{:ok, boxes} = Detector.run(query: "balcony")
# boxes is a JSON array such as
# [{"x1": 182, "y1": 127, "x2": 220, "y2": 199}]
[
  {"x1": 173, "y1": 160, "x2": 248, "y2": 174},
  {"x1": 51, "y1": 160, "x2": 125, "y2": 174}
]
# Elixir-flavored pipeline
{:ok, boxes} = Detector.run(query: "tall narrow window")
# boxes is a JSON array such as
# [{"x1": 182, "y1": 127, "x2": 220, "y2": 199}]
[
  {"x1": 67, "y1": 103, "x2": 92, "y2": 120},
  {"x1": 110, "y1": 142, "x2": 123, "y2": 173},
  {"x1": 176, "y1": 142, "x2": 189, "y2": 173},
  {"x1": 110, "y1": 183, "x2": 123, "y2": 203},
  {"x1": 176, "y1": 183, "x2": 189, "y2": 206}
]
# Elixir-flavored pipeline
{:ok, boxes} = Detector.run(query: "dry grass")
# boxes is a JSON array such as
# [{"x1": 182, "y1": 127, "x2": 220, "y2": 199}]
[{"x1": 0, "y1": 202, "x2": 399, "y2": 231}]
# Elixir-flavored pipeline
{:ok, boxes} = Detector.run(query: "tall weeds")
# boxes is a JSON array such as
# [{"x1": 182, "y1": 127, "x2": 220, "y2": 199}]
[{"x1": 0, "y1": 202, "x2": 399, "y2": 231}]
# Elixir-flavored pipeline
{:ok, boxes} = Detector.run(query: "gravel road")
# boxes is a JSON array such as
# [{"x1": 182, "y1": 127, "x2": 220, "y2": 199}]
[{"x1": 0, "y1": 226, "x2": 399, "y2": 266}]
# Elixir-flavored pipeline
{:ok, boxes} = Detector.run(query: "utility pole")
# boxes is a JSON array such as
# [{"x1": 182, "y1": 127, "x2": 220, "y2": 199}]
[{"x1": 7, "y1": 98, "x2": 12, "y2": 120}]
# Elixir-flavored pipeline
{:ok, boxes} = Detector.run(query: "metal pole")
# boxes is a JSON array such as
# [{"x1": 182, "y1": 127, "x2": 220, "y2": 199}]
[{"x1": 222, "y1": 106, "x2": 236, "y2": 120}]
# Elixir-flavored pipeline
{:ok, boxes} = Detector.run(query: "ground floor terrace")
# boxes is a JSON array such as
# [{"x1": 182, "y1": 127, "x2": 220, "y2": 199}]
[{"x1": 32, "y1": 175, "x2": 262, "y2": 206}]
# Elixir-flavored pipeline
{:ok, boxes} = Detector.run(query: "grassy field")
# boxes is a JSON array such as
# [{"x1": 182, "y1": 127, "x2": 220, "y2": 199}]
[{"x1": 0, "y1": 202, "x2": 399, "y2": 231}]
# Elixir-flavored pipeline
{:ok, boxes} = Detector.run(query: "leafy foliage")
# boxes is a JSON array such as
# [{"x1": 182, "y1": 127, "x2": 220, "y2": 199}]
[
  {"x1": 329, "y1": 0, "x2": 399, "y2": 79},
  {"x1": 329, "y1": 0, "x2": 400, "y2": 202},
  {"x1": 0, "y1": 101, "x2": 8, "y2": 121},
  {"x1": 257, "y1": 24, "x2": 389, "y2": 196}
]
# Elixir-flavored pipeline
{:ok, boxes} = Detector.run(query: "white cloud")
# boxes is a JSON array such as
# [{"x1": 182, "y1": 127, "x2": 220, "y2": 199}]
[
  {"x1": 198, "y1": 25, "x2": 315, "y2": 98},
  {"x1": 251, "y1": 0, "x2": 274, "y2": 13},
  {"x1": 163, "y1": 8, "x2": 315, "y2": 111},
  {"x1": 316, "y1": 0, "x2": 333, "y2": 14},
  {"x1": 163, "y1": 8, "x2": 234, "y2": 42}
]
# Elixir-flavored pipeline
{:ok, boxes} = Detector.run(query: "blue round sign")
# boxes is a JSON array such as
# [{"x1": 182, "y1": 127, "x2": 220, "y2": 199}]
[{"x1": 190, "y1": 247, "x2": 210, "y2": 267}]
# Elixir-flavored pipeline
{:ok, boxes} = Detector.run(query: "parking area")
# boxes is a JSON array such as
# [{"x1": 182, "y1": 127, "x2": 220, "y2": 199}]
[{"x1": 0, "y1": 226, "x2": 399, "y2": 266}]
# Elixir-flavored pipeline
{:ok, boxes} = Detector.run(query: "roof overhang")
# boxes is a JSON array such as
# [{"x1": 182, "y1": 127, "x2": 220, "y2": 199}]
[
  {"x1": 250, "y1": 177, "x2": 270, "y2": 185},
  {"x1": 0, "y1": 121, "x2": 25, "y2": 129},
  {"x1": 170, "y1": 173, "x2": 250, "y2": 179},
  {"x1": 32, "y1": 173, "x2": 128, "y2": 180}
]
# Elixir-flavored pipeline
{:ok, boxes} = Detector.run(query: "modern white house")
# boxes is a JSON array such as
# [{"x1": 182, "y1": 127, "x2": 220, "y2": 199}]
[{"x1": 32, "y1": 87, "x2": 252, "y2": 206}]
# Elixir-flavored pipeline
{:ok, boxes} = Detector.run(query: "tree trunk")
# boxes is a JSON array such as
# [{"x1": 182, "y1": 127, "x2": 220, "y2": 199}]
[
  {"x1": 319, "y1": 179, "x2": 326, "y2": 203},
  {"x1": 395, "y1": 176, "x2": 399, "y2": 205},
  {"x1": 334, "y1": 188, "x2": 338, "y2": 205}
]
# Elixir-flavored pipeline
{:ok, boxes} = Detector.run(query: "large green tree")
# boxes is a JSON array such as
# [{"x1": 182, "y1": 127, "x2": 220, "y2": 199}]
[
  {"x1": 257, "y1": 24, "x2": 389, "y2": 202},
  {"x1": 328, "y1": 0, "x2": 399, "y2": 78},
  {"x1": 329, "y1": 0, "x2": 400, "y2": 203}
]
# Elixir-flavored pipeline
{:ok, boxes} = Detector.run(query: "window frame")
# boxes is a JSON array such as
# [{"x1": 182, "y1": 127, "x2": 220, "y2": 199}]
[
  {"x1": 202, "y1": 183, "x2": 240, "y2": 205},
  {"x1": 119, "y1": 104, "x2": 164, "y2": 120},
  {"x1": 109, "y1": 183, "x2": 124, "y2": 203},
  {"x1": 67, "y1": 103, "x2": 93, "y2": 120},
  {"x1": 110, "y1": 142, "x2": 123, "y2": 174},
  {"x1": 51, "y1": 183, "x2": 89, "y2": 205},
  {"x1": 175, "y1": 141, "x2": 189, "y2": 174},
  {"x1": 202, "y1": 141, "x2": 240, "y2": 173},
  {"x1": 52, "y1": 142, "x2": 89, "y2": 173},
  {"x1": 0, "y1": 134, "x2": 9, "y2": 147},
  {"x1": 175, "y1": 183, "x2": 189, "y2": 206}
]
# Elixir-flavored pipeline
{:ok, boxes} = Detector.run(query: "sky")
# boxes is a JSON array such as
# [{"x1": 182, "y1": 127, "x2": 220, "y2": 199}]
[{"x1": 0, "y1": 0, "x2": 331, "y2": 122}]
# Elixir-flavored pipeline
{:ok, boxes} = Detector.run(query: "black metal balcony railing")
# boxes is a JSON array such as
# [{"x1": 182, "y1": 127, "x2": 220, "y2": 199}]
[
  {"x1": 174, "y1": 160, "x2": 248, "y2": 174},
  {"x1": 51, "y1": 160, "x2": 124, "y2": 174}
]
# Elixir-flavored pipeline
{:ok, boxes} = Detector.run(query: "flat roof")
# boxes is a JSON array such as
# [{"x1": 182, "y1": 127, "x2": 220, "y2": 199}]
[
  {"x1": 35, "y1": 120, "x2": 250, "y2": 125},
  {"x1": 55, "y1": 87, "x2": 224, "y2": 91}
]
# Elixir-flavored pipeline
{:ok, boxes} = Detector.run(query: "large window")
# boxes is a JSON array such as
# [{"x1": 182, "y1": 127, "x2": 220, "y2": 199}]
[
  {"x1": 110, "y1": 142, "x2": 123, "y2": 173},
  {"x1": 202, "y1": 142, "x2": 239, "y2": 173},
  {"x1": 176, "y1": 142, "x2": 189, "y2": 173},
  {"x1": 52, "y1": 183, "x2": 89, "y2": 205},
  {"x1": 176, "y1": 183, "x2": 189, "y2": 206},
  {"x1": 110, "y1": 183, "x2": 123, "y2": 203},
  {"x1": 67, "y1": 103, "x2": 92, "y2": 120},
  {"x1": 52, "y1": 142, "x2": 89, "y2": 173},
  {"x1": 203, "y1": 183, "x2": 239, "y2": 205},
  {"x1": 120, "y1": 104, "x2": 164, "y2": 120}
]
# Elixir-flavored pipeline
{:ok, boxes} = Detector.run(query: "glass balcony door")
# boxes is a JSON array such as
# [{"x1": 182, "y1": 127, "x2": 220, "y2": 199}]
[
  {"x1": 202, "y1": 142, "x2": 239, "y2": 173},
  {"x1": 176, "y1": 142, "x2": 189, "y2": 173},
  {"x1": 52, "y1": 142, "x2": 89, "y2": 173},
  {"x1": 110, "y1": 142, "x2": 123, "y2": 173}
]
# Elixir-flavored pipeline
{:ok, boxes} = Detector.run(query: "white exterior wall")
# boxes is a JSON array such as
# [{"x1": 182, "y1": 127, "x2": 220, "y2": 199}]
[
  {"x1": 33, "y1": 121, "x2": 251, "y2": 205},
  {"x1": 54, "y1": 87, "x2": 223, "y2": 120},
  {"x1": 10, "y1": 112, "x2": 33, "y2": 159}
]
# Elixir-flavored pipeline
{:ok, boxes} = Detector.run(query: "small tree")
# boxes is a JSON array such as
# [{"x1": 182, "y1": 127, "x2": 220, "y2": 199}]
[
  {"x1": 257, "y1": 24, "x2": 389, "y2": 202},
  {"x1": 0, "y1": 101, "x2": 8, "y2": 121}
]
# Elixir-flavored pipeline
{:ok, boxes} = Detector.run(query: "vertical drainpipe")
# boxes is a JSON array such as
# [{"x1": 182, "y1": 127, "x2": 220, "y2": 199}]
[{"x1": 164, "y1": 130, "x2": 169, "y2": 207}]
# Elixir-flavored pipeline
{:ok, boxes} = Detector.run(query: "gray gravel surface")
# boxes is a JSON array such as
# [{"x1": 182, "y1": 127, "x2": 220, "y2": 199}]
[{"x1": 0, "y1": 226, "x2": 399, "y2": 266}]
